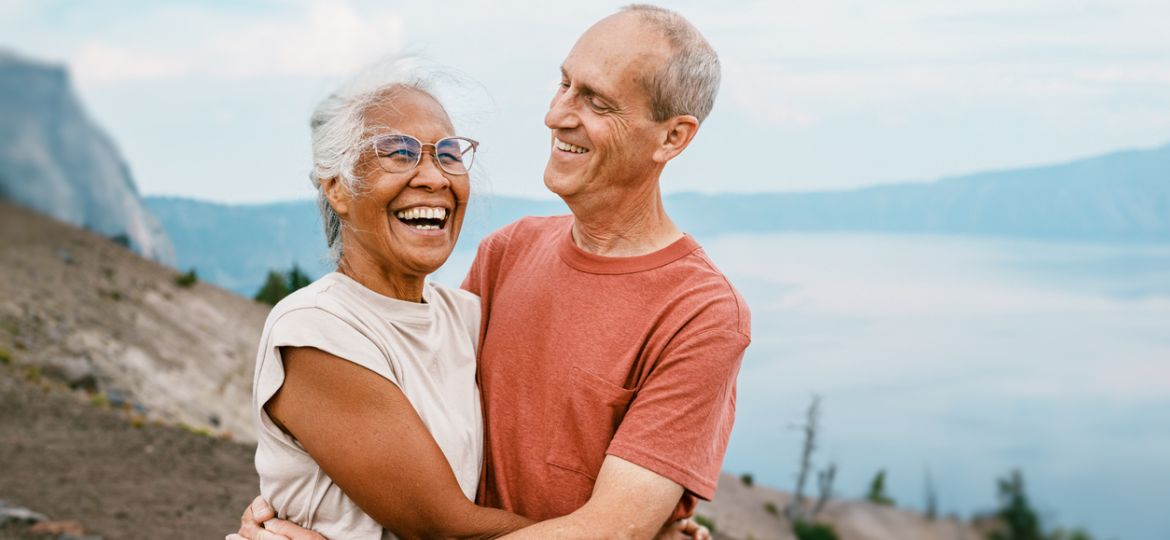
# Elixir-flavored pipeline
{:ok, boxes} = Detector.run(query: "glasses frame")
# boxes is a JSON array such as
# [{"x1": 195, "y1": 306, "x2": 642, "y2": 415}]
[{"x1": 368, "y1": 134, "x2": 480, "y2": 176}]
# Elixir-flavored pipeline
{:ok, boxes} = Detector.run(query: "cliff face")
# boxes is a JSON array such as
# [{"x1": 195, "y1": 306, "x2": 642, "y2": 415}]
[{"x1": 0, "y1": 50, "x2": 174, "y2": 264}]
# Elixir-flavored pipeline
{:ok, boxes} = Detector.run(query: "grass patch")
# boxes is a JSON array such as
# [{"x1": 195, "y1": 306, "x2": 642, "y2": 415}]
[
  {"x1": 89, "y1": 392, "x2": 109, "y2": 408},
  {"x1": 177, "y1": 422, "x2": 215, "y2": 438}
]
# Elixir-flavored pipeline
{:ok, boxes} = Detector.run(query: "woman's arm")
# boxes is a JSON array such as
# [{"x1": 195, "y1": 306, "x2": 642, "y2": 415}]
[{"x1": 265, "y1": 345, "x2": 532, "y2": 539}]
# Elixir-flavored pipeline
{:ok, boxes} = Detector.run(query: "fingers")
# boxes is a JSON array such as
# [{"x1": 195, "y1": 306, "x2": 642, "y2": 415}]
[
  {"x1": 676, "y1": 518, "x2": 710, "y2": 540},
  {"x1": 251, "y1": 496, "x2": 277, "y2": 522},
  {"x1": 238, "y1": 496, "x2": 286, "y2": 540},
  {"x1": 265, "y1": 518, "x2": 326, "y2": 540}
]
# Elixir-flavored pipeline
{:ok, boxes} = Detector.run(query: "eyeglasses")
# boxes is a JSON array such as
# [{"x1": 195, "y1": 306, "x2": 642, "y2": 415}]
[{"x1": 369, "y1": 134, "x2": 479, "y2": 175}]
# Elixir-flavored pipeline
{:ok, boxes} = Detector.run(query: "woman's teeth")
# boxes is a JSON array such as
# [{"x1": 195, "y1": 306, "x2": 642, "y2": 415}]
[{"x1": 395, "y1": 207, "x2": 448, "y2": 230}]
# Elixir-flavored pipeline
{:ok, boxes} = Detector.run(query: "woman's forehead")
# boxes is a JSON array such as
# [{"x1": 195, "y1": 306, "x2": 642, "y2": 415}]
[{"x1": 365, "y1": 87, "x2": 454, "y2": 133}]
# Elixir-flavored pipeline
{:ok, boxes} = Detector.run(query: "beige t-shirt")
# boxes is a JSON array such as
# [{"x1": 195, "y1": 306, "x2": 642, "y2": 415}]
[{"x1": 252, "y1": 272, "x2": 483, "y2": 540}]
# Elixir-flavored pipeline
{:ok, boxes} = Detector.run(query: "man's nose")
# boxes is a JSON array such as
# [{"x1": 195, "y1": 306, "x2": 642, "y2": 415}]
[{"x1": 545, "y1": 89, "x2": 577, "y2": 129}]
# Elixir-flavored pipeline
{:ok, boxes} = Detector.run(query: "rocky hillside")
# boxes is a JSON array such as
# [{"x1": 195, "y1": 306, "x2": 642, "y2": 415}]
[
  {"x1": 0, "y1": 199, "x2": 266, "y2": 441},
  {"x1": 697, "y1": 473, "x2": 985, "y2": 540},
  {"x1": 0, "y1": 50, "x2": 174, "y2": 264}
]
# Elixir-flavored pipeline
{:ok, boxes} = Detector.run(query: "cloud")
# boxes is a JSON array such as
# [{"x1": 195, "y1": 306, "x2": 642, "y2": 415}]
[
  {"x1": 68, "y1": 0, "x2": 403, "y2": 86},
  {"x1": 706, "y1": 0, "x2": 1170, "y2": 127}
]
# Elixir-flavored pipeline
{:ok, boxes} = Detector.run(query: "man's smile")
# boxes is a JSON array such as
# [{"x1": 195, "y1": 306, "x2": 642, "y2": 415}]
[{"x1": 554, "y1": 137, "x2": 590, "y2": 154}]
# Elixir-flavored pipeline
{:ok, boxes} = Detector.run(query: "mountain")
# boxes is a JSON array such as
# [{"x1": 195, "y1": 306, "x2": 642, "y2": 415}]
[
  {"x1": 144, "y1": 194, "x2": 566, "y2": 296},
  {"x1": 670, "y1": 142, "x2": 1170, "y2": 240},
  {"x1": 0, "y1": 50, "x2": 174, "y2": 264},
  {"x1": 146, "y1": 143, "x2": 1169, "y2": 296}
]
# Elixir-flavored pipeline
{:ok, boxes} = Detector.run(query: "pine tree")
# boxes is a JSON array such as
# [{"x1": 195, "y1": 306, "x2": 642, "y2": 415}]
[{"x1": 254, "y1": 270, "x2": 290, "y2": 306}]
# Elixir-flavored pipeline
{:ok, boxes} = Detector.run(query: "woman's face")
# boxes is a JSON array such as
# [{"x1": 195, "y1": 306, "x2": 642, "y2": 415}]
[{"x1": 334, "y1": 88, "x2": 471, "y2": 283}]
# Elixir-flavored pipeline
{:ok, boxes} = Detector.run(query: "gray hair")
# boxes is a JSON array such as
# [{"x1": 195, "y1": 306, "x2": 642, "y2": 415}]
[
  {"x1": 308, "y1": 59, "x2": 440, "y2": 264},
  {"x1": 620, "y1": 4, "x2": 721, "y2": 124}
]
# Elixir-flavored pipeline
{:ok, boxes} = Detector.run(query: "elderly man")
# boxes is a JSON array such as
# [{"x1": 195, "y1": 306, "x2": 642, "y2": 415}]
[{"x1": 239, "y1": 4, "x2": 748, "y2": 539}]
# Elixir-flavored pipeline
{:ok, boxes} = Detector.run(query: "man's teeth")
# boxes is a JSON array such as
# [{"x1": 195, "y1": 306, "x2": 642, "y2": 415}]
[
  {"x1": 395, "y1": 207, "x2": 448, "y2": 221},
  {"x1": 554, "y1": 138, "x2": 588, "y2": 154}
]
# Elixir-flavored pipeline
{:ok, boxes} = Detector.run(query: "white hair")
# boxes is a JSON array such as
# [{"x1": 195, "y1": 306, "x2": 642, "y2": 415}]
[
  {"x1": 621, "y1": 4, "x2": 721, "y2": 124},
  {"x1": 308, "y1": 58, "x2": 446, "y2": 264}
]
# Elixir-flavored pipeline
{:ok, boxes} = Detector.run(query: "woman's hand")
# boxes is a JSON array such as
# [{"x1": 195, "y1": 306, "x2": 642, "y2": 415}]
[
  {"x1": 226, "y1": 496, "x2": 325, "y2": 540},
  {"x1": 656, "y1": 517, "x2": 713, "y2": 540}
]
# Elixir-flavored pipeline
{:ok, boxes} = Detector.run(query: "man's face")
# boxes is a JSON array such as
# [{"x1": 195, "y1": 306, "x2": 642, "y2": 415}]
[{"x1": 543, "y1": 14, "x2": 673, "y2": 199}]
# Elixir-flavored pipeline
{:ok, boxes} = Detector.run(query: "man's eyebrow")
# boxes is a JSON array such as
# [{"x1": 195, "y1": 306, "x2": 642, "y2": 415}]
[{"x1": 560, "y1": 66, "x2": 613, "y2": 105}]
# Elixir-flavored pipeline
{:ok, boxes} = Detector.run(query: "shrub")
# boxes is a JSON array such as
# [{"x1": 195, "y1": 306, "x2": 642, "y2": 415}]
[
  {"x1": 764, "y1": 501, "x2": 779, "y2": 516},
  {"x1": 741, "y1": 472, "x2": 754, "y2": 487},
  {"x1": 0, "y1": 346, "x2": 10, "y2": 365},
  {"x1": 866, "y1": 469, "x2": 895, "y2": 506},
  {"x1": 792, "y1": 520, "x2": 838, "y2": 540},
  {"x1": 175, "y1": 268, "x2": 198, "y2": 287},
  {"x1": 109, "y1": 233, "x2": 131, "y2": 248}
]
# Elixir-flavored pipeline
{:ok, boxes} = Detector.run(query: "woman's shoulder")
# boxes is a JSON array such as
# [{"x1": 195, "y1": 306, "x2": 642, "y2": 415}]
[
  {"x1": 426, "y1": 281, "x2": 481, "y2": 314},
  {"x1": 262, "y1": 274, "x2": 351, "y2": 329}
]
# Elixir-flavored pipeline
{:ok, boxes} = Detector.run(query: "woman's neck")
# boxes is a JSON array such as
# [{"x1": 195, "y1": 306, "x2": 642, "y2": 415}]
[{"x1": 337, "y1": 252, "x2": 425, "y2": 303}]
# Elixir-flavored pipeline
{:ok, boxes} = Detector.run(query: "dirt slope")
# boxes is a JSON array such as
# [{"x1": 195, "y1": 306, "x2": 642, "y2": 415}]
[{"x1": 0, "y1": 200, "x2": 268, "y2": 441}]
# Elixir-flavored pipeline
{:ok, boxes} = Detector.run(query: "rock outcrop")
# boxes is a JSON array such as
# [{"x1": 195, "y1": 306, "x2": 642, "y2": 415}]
[
  {"x1": 0, "y1": 49, "x2": 174, "y2": 264},
  {"x1": 697, "y1": 473, "x2": 984, "y2": 540}
]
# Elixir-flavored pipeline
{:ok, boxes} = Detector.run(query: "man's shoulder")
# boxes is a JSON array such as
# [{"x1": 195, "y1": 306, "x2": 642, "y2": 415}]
[
  {"x1": 670, "y1": 245, "x2": 752, "y2": 339},
  {"x1": 474, "y1": 214, "x2": 571, "y2": 260},
  {"x1": 482, "y1": 214, "x2": 571, "y2": 245}
]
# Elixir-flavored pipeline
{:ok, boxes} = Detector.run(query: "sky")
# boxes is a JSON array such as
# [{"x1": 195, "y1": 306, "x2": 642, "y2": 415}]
[{"x1": 2, "y1": 0, "x2": 1169, "y2": 203}]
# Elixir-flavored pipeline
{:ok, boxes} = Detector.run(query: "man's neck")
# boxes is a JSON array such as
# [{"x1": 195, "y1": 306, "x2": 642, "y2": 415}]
[{"x1": 564, "y1": 182, "x2": 682, "y2": 257}]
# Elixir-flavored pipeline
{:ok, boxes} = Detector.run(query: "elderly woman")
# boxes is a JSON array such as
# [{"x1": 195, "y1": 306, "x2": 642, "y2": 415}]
[{"x1": 244, "y1": 63, "x2": 532, "y2": 539}]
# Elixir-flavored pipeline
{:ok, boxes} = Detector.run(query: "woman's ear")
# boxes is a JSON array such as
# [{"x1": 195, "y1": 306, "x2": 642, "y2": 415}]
[
  {"x1": 321, "y1": 177, "x2": 350, "y2": 217},
  {"x1": 653, "y1": 114, "x2": 700, "y2": 165}
]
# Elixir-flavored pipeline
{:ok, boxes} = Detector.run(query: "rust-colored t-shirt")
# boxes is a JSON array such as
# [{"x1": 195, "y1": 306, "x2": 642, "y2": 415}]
[{"x1": 461, "y1": 215, "x2": 750, "y2": 521}]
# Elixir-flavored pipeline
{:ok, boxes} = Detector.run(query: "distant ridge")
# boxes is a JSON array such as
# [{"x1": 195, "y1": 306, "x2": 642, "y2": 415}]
[
  {"x1": 147, "y1": 142, "x2": 1170, "y2": 295},
  {"x1": 670, "y1": 142, "x2": 1170, "y2": 240}
]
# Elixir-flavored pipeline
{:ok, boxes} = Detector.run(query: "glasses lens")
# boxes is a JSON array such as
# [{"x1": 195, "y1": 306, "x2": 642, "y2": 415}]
[
  {"x1": 435, "y1": 138, "x2": 475, "y2": 174},
  {"x1": 373, "y1": 135, "x2": 421, "y2": 173}
]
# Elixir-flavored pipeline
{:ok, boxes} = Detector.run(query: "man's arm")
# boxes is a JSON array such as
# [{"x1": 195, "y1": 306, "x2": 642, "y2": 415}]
[{"x1": 500, "y1": 455, "x2": 682, "y2": 540}]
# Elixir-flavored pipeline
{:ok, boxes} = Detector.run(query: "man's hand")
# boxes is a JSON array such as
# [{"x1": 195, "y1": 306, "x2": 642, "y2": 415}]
[
  {"x1": 225, "y1": 496, "x2": 325, "y2": 540},
  {"x1": 656, "y1": 518, "x2": 711, "y2": 540}
]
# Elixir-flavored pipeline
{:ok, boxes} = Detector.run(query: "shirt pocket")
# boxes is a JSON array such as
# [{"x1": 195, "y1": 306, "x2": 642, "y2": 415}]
[{"x1": 544, "y1": 365, "x2": 636, "y2": 480}]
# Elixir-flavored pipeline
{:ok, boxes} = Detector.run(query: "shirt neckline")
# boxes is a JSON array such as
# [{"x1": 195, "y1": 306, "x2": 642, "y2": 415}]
[
  {"x1": 556, "y1": 219, "x2": 700, "y2": 275},
  {"x1": 325, "y1": 271, "x2": 434, "y2": 321}
]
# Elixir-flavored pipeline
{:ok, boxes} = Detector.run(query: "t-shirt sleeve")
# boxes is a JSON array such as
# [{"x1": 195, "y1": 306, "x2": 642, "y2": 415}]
[
  {"x1": 605, "y1": 328, "x2": 749, "y2": 501},
  {"x1": 461, "y1": 219, "x2": 524, "y2": 296},
  {"x1": 255, "y1": 307, "x2": 396, "y2": 413}
]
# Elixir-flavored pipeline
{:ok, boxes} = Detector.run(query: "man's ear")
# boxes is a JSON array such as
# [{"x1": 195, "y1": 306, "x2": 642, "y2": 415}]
[
  {"x1": 321, "y1": 177, "x2": 350, "y2": 217},
  {"x1": 653, "y1": 114, "x2": 700, "y2": 164}
]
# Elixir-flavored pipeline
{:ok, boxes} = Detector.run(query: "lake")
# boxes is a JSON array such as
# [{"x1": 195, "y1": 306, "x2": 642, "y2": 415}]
[{"x1": 432, "y1": 232, "x2": 1170, "y2": 540}]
